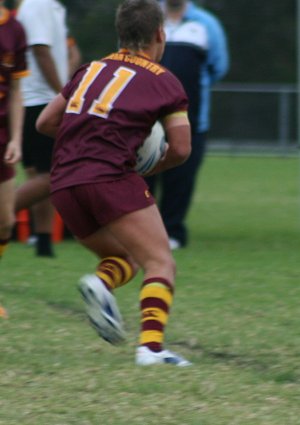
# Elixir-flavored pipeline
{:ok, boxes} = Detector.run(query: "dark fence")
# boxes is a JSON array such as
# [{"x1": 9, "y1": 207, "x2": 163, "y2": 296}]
[{"x1": 209, "y1": 83, "x2": 298, "y2": 155}]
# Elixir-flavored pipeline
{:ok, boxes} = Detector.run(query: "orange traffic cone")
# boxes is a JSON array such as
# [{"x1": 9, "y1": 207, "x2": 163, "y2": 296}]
[
  {"x1": 52, "y1": 211, "x2": 64, "y2": 243},
  {"x1": 16, "y1": 209, "x2": 30, "y2": 242}
]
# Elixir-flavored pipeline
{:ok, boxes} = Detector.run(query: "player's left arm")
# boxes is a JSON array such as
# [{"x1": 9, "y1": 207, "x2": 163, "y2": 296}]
[
  {"x1": 148, "y1": 113, "x2": 191, "y2": 175},
  {"x1": 4, "y1": 79, "x2": 24, "y2": 165},
  {"x1": 36, "y1": 93, "x2": 67, "y2": 138}
]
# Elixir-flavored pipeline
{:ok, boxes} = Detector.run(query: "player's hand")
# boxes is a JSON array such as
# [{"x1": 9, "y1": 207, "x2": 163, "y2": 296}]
[
  {"x1": 143, "y1": 143, "x2": 169, "y2": 176},
  {"x1": 160, "y1": 142, "x2": 169, "y2": 161},
  {"x1": 4, "y1": 140, "x2": 21, "y2": 165}
]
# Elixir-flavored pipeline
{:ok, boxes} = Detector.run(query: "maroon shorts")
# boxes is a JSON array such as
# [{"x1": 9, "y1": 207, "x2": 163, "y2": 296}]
[
  {"x1": 0, "y1": 145, "x2": 15, "y2": 183},
  {"x1": 51, "y1": 173, "x2": 155, "y2": 239}
]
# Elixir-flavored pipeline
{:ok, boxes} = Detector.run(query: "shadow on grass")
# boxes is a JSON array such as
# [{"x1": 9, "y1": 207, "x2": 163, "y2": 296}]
[{"x1": 172, "y1": 340, "x2": 299, "y2": 383}]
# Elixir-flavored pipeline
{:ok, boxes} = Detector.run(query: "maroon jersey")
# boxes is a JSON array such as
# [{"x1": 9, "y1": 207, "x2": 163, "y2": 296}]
[
  {"x1": 0, "y1": 8, "x2": 28, "y2": 145},
  {"x1": 51, "y1": 50, "x2": 188, "y2": 192}
]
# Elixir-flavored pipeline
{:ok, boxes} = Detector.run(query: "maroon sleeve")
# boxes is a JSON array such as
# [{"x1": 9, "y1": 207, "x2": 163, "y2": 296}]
[
  {"x1": 159, "y1": 71, "x2": 189, "y2": 119},
  {"x1": 11, "y1": 19, "x2": 28, "y2": 77}
]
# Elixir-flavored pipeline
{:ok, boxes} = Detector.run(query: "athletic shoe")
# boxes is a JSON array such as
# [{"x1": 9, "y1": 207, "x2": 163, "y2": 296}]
[
  {"x1": 27, "y1": 235, "x2": 37, "y2": 246},
  {"x1": 169, "y1": 238, "x2": 182, "y2": 250},
  {"x1": 78, "y1": 274, "x2": 126, "y2": 345},
  {"x1": 136, "y1": 346, "x2": 192, "y2": 366}
]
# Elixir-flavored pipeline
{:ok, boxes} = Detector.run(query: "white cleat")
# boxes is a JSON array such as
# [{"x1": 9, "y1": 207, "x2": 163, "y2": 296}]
[
  {"x1": 78, "y1": 274, "x2": 126, "y2": 345},
  {"x1": 136, "y1": 346, "x2": 192, "y2": 367},
  {"x1": 168, "y1": 238, "x2": 182, "y2": 250}
]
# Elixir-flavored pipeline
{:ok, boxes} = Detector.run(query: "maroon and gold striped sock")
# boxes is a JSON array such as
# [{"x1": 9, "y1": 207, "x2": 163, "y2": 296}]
[
  {"x1": 0, "y1": 238, "x2": 9, "y2": 260},
  {"x1": 96, "y1": 256, "x2": 134, "y2": 291},
  {"x1": 139, "y1": 277, "x2": 174, "y2": 352}
]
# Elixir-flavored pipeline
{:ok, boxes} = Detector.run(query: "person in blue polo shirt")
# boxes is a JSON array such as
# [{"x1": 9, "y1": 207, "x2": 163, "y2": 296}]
[{"x1": 146, "y1": 0, "x2": 229, "y2": 249}]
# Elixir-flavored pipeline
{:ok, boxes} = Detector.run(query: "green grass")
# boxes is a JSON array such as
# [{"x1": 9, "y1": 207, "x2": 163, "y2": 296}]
[{"x1": 1, "y1": 156, "x2": 299, "y2": 424}]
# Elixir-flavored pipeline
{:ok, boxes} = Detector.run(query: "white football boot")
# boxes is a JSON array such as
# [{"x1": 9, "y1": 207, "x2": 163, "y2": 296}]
[
  {"x1": 136, "y1": 346, "x2": 192, "y2": 366},
  {"x1": 78, "y1": 274, "x2": 126, "y2": 345}
]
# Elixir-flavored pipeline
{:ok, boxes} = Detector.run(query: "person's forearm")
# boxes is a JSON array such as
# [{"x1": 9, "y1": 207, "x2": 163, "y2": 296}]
[
  {"x1": 33, "y1": 45, "x2": 63, "y2": 93},
  {"x1": 68, "y1": 44, "x2": 82, "y2": 77},
  {"x1": 9, "y1": 80, "x2": 24, "y2": 145}
]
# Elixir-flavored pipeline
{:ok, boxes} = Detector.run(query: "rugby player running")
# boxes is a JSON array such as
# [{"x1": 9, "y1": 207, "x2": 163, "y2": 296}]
[{"x1": 36, "y1": 0, "x2": 192, "y2": 366}]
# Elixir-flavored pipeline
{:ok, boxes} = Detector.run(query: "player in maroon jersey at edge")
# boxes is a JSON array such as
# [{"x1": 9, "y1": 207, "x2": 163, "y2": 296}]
[
  {"x1": 0, "y1": 1, "x2": 28, "y2": 318},
  {"x1": 37, "y1": 0, "x2": 192, "y2": 366}
]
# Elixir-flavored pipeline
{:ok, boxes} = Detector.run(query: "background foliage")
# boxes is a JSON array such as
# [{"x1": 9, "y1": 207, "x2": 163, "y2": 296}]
[
  {"x1": 203, "y1": 0, "x2": 296, "y2": 82},
  {"x1": 7, "y1": 0, "x2": 296, "y2": 82},
  {"x1": 60, "y1": 0, "x2": 296, "y2": 83}
]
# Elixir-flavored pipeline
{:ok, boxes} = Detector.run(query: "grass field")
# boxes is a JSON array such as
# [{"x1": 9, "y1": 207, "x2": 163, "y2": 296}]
[{"x1": 1, "y1": 156, "x2": 299, "y2": 424}]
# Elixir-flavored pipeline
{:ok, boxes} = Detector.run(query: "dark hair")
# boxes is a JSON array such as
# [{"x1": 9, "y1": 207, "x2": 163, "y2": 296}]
[{"x1": 116, "y1": 0, "x2": 163, "y2": 51}]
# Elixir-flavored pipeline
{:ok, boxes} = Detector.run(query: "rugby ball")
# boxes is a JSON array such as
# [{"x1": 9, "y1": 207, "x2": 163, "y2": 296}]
[{"x1": 135, "y1": 121, "x2": 167, "y2": 175}]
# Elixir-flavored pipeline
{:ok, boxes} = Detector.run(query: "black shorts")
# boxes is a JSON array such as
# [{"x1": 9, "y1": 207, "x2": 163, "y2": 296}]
[{"x1": 22, "y1": 105, "x2": 54, "y2": 173}]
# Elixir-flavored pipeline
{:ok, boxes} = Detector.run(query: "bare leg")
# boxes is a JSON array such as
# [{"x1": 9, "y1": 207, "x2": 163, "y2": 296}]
[
  {"x1": 0, "y1": 178, "x2": 15, "y2": 240},
  {"x1": 32, "y1": 197, "x2": 54, "y2": 234},
  {"x1": 0, "y1": 178, "x2": 15, "y2": 318},
  {"x1": 77, "y1": 205, "x2": 190, "y2": 364},
  {"x1": 79, "y1": 205, "x2": 175, "y2": 348},
  {"x1": 79, "y1": 225, "x2": 139, "y2": 286},
  {"x1": 15, "y1": 169, "x2": 50, "y2": 212},
  {"x1": 16, "y1": 169, "x2": 54, "y2": 256},
  {"x1": 80, "y1": 204, "x2": 175, "y2": 284}
]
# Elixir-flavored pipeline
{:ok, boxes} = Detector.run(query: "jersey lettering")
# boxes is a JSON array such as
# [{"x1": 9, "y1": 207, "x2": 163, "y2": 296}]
[{"x1": 66, "y1": 61, "x2": 136, "y2": 118}]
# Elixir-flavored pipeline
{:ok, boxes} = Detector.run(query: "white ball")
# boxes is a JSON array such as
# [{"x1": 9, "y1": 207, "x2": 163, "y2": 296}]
[{"x1": 135, "y1": 121, "x2": 167, "y2": 175}]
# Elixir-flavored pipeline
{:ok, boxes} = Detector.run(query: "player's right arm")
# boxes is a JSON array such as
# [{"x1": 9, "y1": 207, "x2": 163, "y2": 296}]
[{"x1": 36, "y1": 93, "x2": 67, "y2": 138}]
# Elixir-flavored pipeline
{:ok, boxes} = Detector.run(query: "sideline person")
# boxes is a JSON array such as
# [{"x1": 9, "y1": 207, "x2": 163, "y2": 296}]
[
  {"x1": 36, "y1": 0, "x2": 192, "y2": 366},
  {"x1": 67, "y1": 35, "x2": 82, "y2": 78},
  {"x1": 0, "y1": 1, "x2": 28, "y2": 317},
  {"x1": 15, "y1": 0, "x2": 69, "y2": 257},
  {"x1": 146, "y1": 0, "x2": 229, "y2": 249}
]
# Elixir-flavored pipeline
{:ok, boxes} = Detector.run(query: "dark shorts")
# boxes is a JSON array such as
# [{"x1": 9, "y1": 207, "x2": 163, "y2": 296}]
[
  {"x1": 22, "y1": 105, "x2": 54, "y2": 172},
  {"x1": 51, "y1": 173, "x2": 155, "y2": 239},
  {"x1": 0, "y1": 145, "x2": 15, "y2": 183}
]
